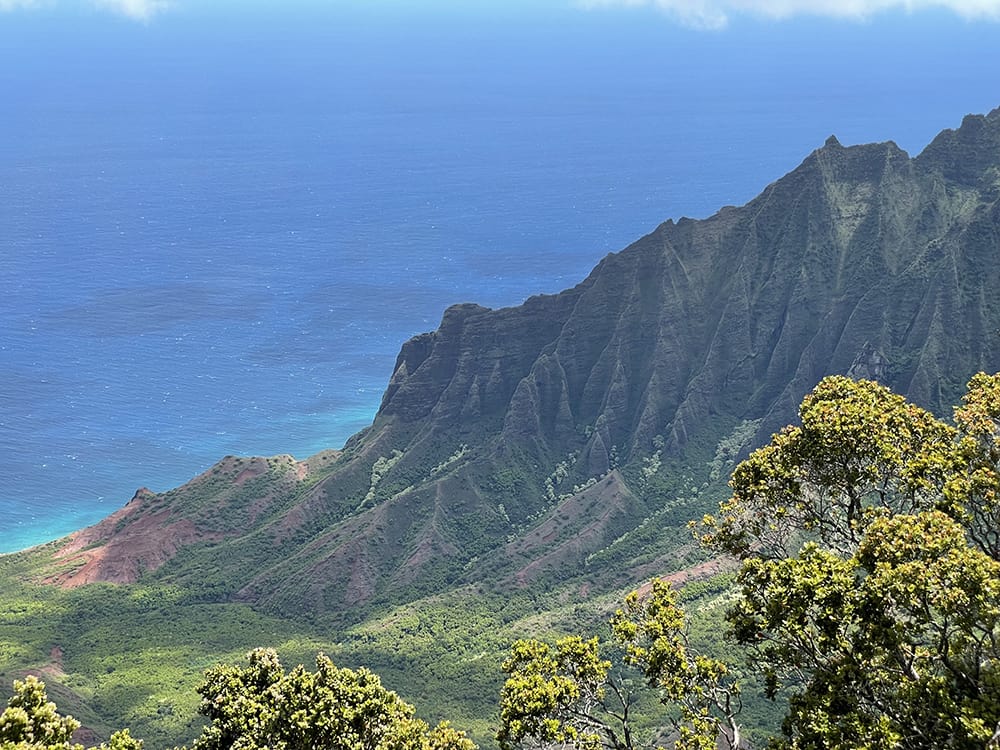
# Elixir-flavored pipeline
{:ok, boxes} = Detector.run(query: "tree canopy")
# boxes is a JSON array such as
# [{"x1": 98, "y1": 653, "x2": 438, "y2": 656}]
[
  {"x1": 190, "y1": 648, "x2": 476, "y2": 750},
  {"x1": 0, "y1": 675, "x2": 140, "y2": 750},
  {"x1": 0, "y1": 652, "x2": 476, "y2": 750},
  {"x1": 700, "y1": 374, "x2": 1000, "y2": 749},
  {"x1": 496, "y1": 579, "x2": 741, "y2": 750},
  {"x1": 498, "y1": 373, "x2": 1000, "y2": 750}
]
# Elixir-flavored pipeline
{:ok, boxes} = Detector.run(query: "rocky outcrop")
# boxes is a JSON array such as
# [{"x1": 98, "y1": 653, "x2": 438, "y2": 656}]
[{"x1": 368, "y1": 112, "x2": 1000, "y2": 471}]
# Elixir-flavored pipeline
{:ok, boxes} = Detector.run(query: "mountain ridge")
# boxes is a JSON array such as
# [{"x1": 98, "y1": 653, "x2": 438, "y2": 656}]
[{"x1": 20, "y1": 107, "x2": 1000, "y2": 620}]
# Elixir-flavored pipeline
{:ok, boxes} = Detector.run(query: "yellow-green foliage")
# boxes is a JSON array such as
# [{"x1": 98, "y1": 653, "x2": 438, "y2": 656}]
[
  {"x1": 189, "y1": 648, "x2": 477, "y2": 750},
  {"x1": 701, "y1": 374, "x2": 1000, "y2": 749}
]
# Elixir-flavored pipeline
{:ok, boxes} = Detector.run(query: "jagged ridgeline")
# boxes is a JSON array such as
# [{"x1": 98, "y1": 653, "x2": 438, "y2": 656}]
[{"x1": 29, "y1": 108, "x2": 1000, "y2": 619}]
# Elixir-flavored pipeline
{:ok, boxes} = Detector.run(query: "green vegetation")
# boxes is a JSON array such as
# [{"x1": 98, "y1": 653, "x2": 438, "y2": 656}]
[
  {"x1": 700, "y1": 374, "x2": 1000, "y2": 748},
  {"x1": 493, "y1": 374, "x2": 1000, "y2": 750},
  {"x1": 0, "y1": 654, "x2": 476, "y2": 750},
  {"x1": 0, "y1": 675, "x2": 141, "y2": 750},
  {"x1": 190, "y1": 648, "x2": 475, "y2": 750},
  {"x1": 0, "y1": 564, "x2": 738, "y2": 749},
  {"x1": 0, "y1": 578, "x2": 327, "y2": 746},
  {"x1": 3, "y1": 373, "x2": 1000, "y2": 750},
  {"x1": 497, "y1": 579, "x2": 740, "y2": 750}
]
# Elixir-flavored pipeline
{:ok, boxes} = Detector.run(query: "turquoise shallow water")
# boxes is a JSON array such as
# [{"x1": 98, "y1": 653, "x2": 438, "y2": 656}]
[{"x1": 1, "y1": 4, "x2": 997, "y2": 552}]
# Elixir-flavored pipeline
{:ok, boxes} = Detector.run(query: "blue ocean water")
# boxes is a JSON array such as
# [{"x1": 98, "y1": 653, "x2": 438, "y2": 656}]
[{"x1": 1, "y1": 3, "x2": 997, "y2": 552}]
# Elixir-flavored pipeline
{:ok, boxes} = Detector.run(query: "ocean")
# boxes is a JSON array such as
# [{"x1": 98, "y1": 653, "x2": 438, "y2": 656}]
[{"x1": 1, "y1": 2, "x2": 997, "y2": 552}]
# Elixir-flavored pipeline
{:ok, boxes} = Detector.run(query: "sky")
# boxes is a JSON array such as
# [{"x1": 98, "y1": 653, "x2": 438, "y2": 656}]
[
  {"x1": 2, "y1": 0, "x2": 998, "y2": 219},
  {"x1": 2, "y1": 0, "x2": 997, "y2": 206},
  {"x1": 583, "y1": 0, "x2": 1000, "y2": 28},
  {"x1": 2, "y1": 0, "x2": 1000, "y2": 23}
]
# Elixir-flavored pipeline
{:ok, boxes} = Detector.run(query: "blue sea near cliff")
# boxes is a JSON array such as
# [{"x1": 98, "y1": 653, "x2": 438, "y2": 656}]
[{"x1": 0, "y1": 2, "x2": 997, "y2": 552}]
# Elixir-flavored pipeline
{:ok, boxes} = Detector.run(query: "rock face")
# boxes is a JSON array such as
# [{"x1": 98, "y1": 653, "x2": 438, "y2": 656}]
[
  {"x1": 374, "y1": 110, "x2": 1000, "y2": 462},
  {"x1": 35, "y1": 108, "x2": 1000, "y2": 616}
]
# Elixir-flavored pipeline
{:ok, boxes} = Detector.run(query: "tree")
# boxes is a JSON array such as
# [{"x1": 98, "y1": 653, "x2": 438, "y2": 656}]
[
  {"x1": 611, "y1": 581, "x2": 742, "y2": 750},
  {"x1": 496, "y1": 580, "x2": 741, "y2": 750},
  {"x1": 497, "y1": 635, "x2": 614, "y2": 750},
  {"x1": 700, "y1": 375, "x2": 959, "y2": 561},
  {"x1": 700, "y1": 374, "x2": 1000, "y2": 749},
  {"x1": 0, "y1": 676, "x2": 80, "y2": 750},
  {"x1": 190, "y1": 648, "x2": 476, "y2": 750},
  {"x1": 950, "y1": 371, "x2": 1000, "y2": 560},
  {"x1": 0, "y1": 675, "x2": 141, "y2": 750}
]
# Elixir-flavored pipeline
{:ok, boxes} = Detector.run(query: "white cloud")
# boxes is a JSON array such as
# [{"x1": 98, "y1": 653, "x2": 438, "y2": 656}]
[
  {"x1": 0, "y1": 0, "x2": 169, "y2": 20},
  {"x1": 91, "y1": 0, "x2": 170, "y2": 21},
  {"x1": 580, "y1": 0, "x2": 1000, "y2": 28}
]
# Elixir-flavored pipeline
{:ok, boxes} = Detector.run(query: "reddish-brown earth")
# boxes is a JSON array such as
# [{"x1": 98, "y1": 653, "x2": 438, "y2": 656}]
[
  {"x1": 42, "y1": 488, "x2": 217, "y2": 588},
  {"x1": 635, "y1": 556, "x2": 738, "y2": 598}
]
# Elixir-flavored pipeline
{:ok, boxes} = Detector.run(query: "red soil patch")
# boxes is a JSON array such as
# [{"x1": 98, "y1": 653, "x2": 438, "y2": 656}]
[
  {"x1": 43, "y1": 489, "x2": 218, "y2": 588},
  {"x1": 398, "y1": 485, "x2": 460, "y2": 576},
  {"x1": 511, "y1": 472, "x2": 634, "y2": 586},
  {"x1": 32, "y1": 645, "x2": 67, "y2": 682},
  {"x1": 233, "y1": 456, "x2": 270, "y2": 485},
  {"x1": 345, "y1": 541, "x2": 377, "y2": 604},
  {"x1": 635, "y1": 556, "x2": 738, "y2": 598}
]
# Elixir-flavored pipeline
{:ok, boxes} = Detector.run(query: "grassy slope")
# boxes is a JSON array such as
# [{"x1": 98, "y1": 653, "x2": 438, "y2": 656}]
[{"x1": 0, "y1": 556, "x2": 783, "y2": 750}]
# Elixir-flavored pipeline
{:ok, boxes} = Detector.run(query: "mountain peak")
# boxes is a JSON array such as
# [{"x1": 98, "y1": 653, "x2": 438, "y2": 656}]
[{"x1": 915, "y1": 105, "x2": 1000, "y2": 185}]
